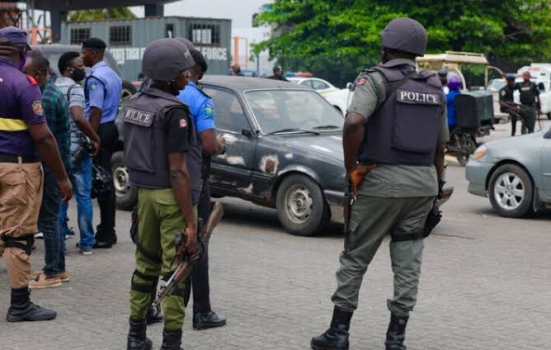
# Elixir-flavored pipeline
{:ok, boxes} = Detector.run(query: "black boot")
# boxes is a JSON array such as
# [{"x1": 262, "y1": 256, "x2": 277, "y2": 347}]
[
  {"x1": 385, "y1": 313, "x2": 409, "y2": 350},
  {"x1": 193, "y1": 311, "x2": 226, "y2": 330},
  {"x1": 6, "y1": 288, "x2": 57, "y2": 322},
  {"x1": 127, "y1": 318, "x2": 152, "y2": 350},
  {"x1": 146, "y1": 304, "x2": 163, "y2": 325},
  {"x1": 160, "y1": 328, "x2": 183, "y2": 350},
  {"x1": 311, "y1": 307, "x2": 352, "y2": 350}
]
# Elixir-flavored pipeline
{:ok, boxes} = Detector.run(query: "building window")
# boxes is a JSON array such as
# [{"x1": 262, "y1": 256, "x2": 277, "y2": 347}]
[
  {"x1": 188, "y1": 23, "x2": 220, "y2": 45},
  {"x1": 70, "y1": 28, "x2": 91, "y2": 45},
  {"x1": 109, "y1": 25, "x2": 132, "y2": 46},
  {"x1": 165, "y1": 24, "x2": 174, "y2": 38}
]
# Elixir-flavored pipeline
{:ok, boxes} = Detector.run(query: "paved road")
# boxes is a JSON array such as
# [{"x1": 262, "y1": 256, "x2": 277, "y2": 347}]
[{"x1": 1, "y1": 120, "x2": 550, "y2": 350}]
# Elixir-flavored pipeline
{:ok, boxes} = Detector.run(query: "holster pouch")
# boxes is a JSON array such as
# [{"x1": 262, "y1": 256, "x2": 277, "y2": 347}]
[
  {"x1": 423, "y1": 201, "x2": 442, "y2": 238},
  {"x1": 1, "y1": 234, "x2": 35, "y2": 255}
]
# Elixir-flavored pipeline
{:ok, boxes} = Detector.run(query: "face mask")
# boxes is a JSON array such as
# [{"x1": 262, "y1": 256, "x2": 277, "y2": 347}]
[{"x1": 71, "y1": 68, "x2": 86, "y2": 82}]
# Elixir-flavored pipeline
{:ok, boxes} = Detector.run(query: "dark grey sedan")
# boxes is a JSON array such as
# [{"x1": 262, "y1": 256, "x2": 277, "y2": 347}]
[{"x1": 198, "y1": 76, "x2": 347, "y2": 236}]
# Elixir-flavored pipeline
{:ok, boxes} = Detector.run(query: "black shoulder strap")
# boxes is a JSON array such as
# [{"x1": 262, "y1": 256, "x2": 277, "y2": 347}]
[
  {"x1": 65, "y1": 83, "x2": 79, "y2": 104},
  {"x1": 384, "y1": 70, "x2": 416, "y2": 97}
]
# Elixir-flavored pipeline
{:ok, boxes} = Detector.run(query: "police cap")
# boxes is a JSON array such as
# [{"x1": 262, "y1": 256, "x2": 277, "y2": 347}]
[
  {"x1": 505, "y1": 73, "x2": 516, "y2": 81},
  {"x1": 142, "y1": 38, "x2": 195, "y2": 81},
  {"x1": 0, "y1": 26, "x2": 31, "y2": 49},
  {"x1": 381, "y1": 17, "x2": 427, "y2": 57},
  {"x1": 437, "y1": 69, "x2": 448, "y2": 77},
  {"x1": 82, "y1": 38, "x2": 107, "y2": 51}
]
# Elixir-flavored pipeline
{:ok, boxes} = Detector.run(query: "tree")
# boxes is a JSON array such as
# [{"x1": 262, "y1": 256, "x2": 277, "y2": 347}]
[
  {"x1": 68, "y1": 7, "x2": 136, "y2": 22},
  {"x1": 253, "y1": 0, "x2": 551, "y2": 84}
]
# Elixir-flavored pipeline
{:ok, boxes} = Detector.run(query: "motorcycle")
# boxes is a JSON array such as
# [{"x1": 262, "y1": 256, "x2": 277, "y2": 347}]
[{"x1": 446, "y1": 125, "x2": 491, "y2": 166}]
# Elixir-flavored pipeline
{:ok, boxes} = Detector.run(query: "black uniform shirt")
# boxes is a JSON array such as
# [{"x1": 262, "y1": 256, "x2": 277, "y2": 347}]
[
  {"x1": 164, "y1": 107, "x2": 192, "y2": 154},
  {"x1": 499, "y1": 85, "x2": 515, "y2": 103},
  {"x1": 515, "y1": 81, "x2": 539, "y2": 106}
]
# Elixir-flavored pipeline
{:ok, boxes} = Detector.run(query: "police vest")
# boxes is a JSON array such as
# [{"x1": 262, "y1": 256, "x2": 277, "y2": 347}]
[
  {"x1": 123, "y1": 88, "x2": 203, "y2": 204},
  {"x1": 517, "y1": 82, "x2": 537, "y2": 106},
  {"x1": 357, "y1": 66, "x2": 444, "y2": 166}
]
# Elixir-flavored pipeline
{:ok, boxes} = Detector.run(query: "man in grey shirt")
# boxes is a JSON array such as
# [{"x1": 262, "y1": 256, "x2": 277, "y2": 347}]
[{"x1": 55, "y1": 51, "x2": 101, "y2": 256}]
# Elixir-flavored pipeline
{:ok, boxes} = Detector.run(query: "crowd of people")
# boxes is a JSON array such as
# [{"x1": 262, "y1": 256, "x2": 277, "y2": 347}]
[{"x1": 0, "y1": 27, "x2": 227, "y2": 349}]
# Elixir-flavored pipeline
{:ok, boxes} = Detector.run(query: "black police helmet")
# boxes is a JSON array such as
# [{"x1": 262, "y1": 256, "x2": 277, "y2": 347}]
[
  {"x1": 142, "y1": 38, "x2": 195, "y2": 81},
  {"x1": 381, "y1": 17, "x2": 427, "y2": 57}
]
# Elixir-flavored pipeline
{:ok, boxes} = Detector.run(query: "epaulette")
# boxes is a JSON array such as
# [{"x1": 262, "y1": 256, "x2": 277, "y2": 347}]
[
  {"x1": 27, "y1": 75, "x2": 38, "y2": 85},
  {"x1": 361, "y1": 67, "x2": 378, "y2": 74}
]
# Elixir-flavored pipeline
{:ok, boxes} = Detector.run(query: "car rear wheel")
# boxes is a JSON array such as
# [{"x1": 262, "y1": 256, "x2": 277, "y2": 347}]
[
  {"x1": 276, "y1": 174, "x2": 329, "y2": 236},
  {"x1": 112, "y1": 151, "x2": 138, "y2": 210},
  {"x1": 488, "y1": 164, "x2": 533, "y2": 218}
]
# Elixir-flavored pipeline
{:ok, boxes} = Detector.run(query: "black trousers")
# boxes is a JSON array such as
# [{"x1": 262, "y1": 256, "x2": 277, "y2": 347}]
[
  {"x1": 183, "y1": 182, "x2": 212, "y2": 314},
  {"x1": 94, "y1": 122, "x2": 118, "y2": 243},
  {"x1": 504, "y1": 108, "x2": 521, "y2": 136}
]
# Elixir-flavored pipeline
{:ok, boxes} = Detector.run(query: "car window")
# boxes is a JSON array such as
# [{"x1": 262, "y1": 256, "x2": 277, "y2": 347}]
[
  {"x1": 202, "y1": 87, "x2": 250, "y2": 133},
  {"x1": 300, "y1": 80, "x2": 314, "y2": 88},
  {"x1": 245, "y1": 89, "x2": 344, "y2": 134},
  {"x1": 311, "y1": 80, "x2": 330, "y2": 90}
]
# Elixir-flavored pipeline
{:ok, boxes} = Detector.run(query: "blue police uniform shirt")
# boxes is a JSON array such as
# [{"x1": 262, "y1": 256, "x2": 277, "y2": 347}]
[
  {"x1": 177, "y1": 81, "x2": 216, "y2": 133},
  {"x1": 84, "y1": 61, "x2": 122, "y2": 124},
  {"x1": 446, "y1": 89, "x2": 461, "y2": 127}
]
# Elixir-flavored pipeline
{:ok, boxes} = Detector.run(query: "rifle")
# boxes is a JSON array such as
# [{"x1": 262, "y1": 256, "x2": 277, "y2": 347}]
[{"x1": 152, "y1": 201, "x2": 224, "y2": 308}]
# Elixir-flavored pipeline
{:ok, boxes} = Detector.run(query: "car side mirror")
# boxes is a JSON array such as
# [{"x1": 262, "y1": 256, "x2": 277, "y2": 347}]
[
  {"x1": 346, "y1": 82, "x2": 353, "y2": 90},
  {"x1": 538, "y1": 82, "x2": 545, "y2": 91},
  {"x1": 242, "y1": 129, "x2": 254, "y2": 137}
]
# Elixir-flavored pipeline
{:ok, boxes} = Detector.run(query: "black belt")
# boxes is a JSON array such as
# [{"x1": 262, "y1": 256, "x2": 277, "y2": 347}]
[{"x1": 0, "y1": 153, "x2": 40, "y2": 164}]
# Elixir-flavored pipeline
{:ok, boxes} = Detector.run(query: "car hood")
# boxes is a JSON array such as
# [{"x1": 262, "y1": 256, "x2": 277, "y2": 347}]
[
  {"x1": 277, "y1": 133, "x2": 344, "y2": 162},
  {"x1": 484, "y1": 131, "x2": 547, "y2": 159}
]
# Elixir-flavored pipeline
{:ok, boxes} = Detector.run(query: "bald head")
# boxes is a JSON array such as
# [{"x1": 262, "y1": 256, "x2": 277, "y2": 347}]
[
  {"x1": 522, "y1": 71, "x2": 531, "y2": 82},
  {"x1": 22, "y1": 55, "x2": 50, "y2": 87}
]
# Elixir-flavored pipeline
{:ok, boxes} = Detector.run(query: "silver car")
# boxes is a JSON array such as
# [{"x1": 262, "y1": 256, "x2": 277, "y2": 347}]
[{"x1": 466, "y1": 128, "x2": 551, "y2": 217}]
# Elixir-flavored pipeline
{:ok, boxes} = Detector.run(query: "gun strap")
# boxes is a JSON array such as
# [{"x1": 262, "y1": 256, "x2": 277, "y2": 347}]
[{"x1": 384, "y1": 70, "x2": 416, "y2": 97}]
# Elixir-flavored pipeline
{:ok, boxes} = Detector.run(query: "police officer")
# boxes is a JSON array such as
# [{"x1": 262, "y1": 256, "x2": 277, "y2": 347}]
[
  {"x1": 81, "y1": 38, "x2": 122, "y2": 248},
  {"x1": 499, "y1": 73, "x2": 521, "y2": 136},
  {"x1": 124, "y1": 38, "x2": 197, "y2": 350},
  {"x1": 176, "y1": 42, "x2": 227, "y2": 330},
  {"x1": 0, "y1": 27, "x2": 72, "y2": 321},
  {"x1": 268, "y1": 66, "x2": 290, "y2": 81},
  {"x1": 311, "y1": 18, "x2": 448, "y2": 350},
  {"x1": 515, "y1": 71, "x2": 540, "y2": 134},
  {"x1": 438, "y1": 68, "x2": 449, "y2": 94}
]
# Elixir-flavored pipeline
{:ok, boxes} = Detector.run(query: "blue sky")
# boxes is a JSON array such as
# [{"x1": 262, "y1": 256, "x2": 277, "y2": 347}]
[{"x1": 131, "y1": 0, "x2": 269, "y2": 28}]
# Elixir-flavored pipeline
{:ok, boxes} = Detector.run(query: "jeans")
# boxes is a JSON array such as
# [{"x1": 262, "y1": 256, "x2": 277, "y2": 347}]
[
  {"x1": 95, "y1": 122, "x2": 118, "y2": 243},
  {"x1": 38, "y1": 166, "x2": 62, "y2": 277},
  {"x1": 60, "y1": 156, "x2": 94, "y2": 251}
]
